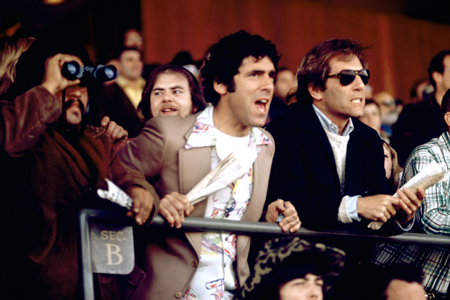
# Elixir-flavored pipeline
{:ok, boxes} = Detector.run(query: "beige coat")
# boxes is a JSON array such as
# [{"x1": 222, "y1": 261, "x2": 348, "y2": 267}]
[{"x1": 118, "y1": 113, "x2": 275, "y2": 299}]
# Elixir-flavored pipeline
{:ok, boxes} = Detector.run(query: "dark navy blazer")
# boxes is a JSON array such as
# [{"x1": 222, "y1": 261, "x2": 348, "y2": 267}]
[{"x1": 266, "y1": 100, "x2": 389, "y2": 232}]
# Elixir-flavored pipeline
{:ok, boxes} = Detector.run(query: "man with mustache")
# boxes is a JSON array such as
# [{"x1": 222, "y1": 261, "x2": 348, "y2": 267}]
[{"x1": 0, "y1": 37, "x2": 158, "y2": 300}]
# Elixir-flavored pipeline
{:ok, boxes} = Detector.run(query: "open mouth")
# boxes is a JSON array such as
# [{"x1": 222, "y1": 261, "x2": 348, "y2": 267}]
[
  {"x1": 255, "y1": 99, "x2": 269, "y2": 113},
  {"x1": 160, "y1": 107, "x2": 178, "y2": 115},
  {"x1": 350, "y1": 98, "x2": 363, "y2": 103}
]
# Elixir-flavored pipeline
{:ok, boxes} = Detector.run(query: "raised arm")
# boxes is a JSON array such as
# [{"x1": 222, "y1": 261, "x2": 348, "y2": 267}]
[{"x1": 1, "y1": 54, "x2": 81, "y2": 156}]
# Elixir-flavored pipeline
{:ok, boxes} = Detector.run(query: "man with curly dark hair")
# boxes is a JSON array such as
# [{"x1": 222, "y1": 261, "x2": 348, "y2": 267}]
[{"x1": 118, "y1": 30, "x2": 301, "y2": 299}]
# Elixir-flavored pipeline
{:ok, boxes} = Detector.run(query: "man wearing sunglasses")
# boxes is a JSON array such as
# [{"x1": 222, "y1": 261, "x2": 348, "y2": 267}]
[
  {"x1": 266, "y1": 37, "x2": 424, "y2": 234},
  {"x1": 266, "y1": 37, "x2": 425, "y2": 299}
]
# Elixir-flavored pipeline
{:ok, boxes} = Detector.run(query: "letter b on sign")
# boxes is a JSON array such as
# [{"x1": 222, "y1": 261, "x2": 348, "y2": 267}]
[{"x1": 89, "y1": 223, "x2": 134, "y2": 274}]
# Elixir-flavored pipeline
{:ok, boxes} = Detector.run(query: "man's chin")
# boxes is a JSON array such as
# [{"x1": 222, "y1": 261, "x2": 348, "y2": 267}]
[{"x1": 66, "y1": 114, "x2": 82, "y2": 125}]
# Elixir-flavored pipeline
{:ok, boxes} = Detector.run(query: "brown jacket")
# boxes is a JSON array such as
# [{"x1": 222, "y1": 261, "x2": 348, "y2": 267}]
[
  {"x1": 118, "y1": 113, "x2": 275, "y2": 299},
  {"x1": 0, "y1": 86, "x2": 159, "y2": 300}
]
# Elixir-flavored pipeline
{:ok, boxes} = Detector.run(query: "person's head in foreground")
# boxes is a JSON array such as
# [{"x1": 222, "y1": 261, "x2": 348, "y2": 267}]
[
  {"x1": 138, "y1": 64, "x2": 207, "y2": 122},
  {"x1": 357, "y1": 264, "x2": 426, "y2": 300},
  {"x1": 240, "y1": 237, "x2": 346, "y2": 300}
]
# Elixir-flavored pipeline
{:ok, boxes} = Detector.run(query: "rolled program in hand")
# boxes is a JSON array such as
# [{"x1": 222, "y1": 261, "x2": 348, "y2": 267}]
[
  {"x1": 186, "y1": 149, "x2": 257, "y2": 206},
  {"x1": 368, "y1": 161, "x2": 447, "y2": 230}
]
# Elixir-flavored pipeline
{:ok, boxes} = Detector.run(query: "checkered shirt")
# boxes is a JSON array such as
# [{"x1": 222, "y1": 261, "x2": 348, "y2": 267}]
[{"x1": 371, "y1": 131, "x2": 450, "y2": 294}]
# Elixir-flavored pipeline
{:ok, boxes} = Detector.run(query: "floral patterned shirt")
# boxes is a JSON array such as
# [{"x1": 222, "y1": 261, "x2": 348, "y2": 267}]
[{"x1": 182, "y1": 106, "x2": 271, "y2": 300}]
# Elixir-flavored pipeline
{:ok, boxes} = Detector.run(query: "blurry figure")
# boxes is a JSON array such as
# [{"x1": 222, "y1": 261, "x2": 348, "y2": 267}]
[
  {"x1": 391, "y1": 50, "x2": 450, "y2": 167},
  {"x1": 359, "y1": 99, "x2": 382, "y2": 132},
  {"x1": 395, "y1": 98, "x2": 404, "y2": 115},
  {"x1": 0, "y1": 13, "x2": 23, "y2": 44},
  {"x1": 94, "y1": 47, "x2": 145, "y2": 137},
  {"x1": 359, "y1": 99, "x2": 390, "y2": 142},
  {"x1": 266, "y1": 67, "x2": 296, "y2": 125},
  {"x1": 0, "y1": 36, "x2": 34, "y2": 96},
  {"x1": 274, "y1": 67, "x2": 297, "y2": 101},
  {"x1": 365, "y1": 84, "x2": 373, "y2": 99},
  {"x1": 124, "y1": 28, "x2": 144, "y2": 52},
  {"x1": 373, "y1": 91, "x2": 398, "y2": 137},
  {"x1": 137, "y1": 64, "x2": 207, "y2": 122},
  {"x1": 286, "y1": 86, "x2": 298, "y2": 105},
  {"x1": 382, "y1": 141, "x2": 402, "y2": 194},
  {"x1": 409, "y1": 78, "x2": 430, "y2": 104},
  {"x1": 240, "y1": 237, "x2": 345, "y2": 300},
  {"x1": 169, "y1": 51, "x2": 202, "y2": 79}
]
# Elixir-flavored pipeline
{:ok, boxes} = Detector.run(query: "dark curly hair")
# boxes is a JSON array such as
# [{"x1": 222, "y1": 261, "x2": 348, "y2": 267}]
[{"x1": 200, "y1": 30, "x2": 280, "y2": 106}]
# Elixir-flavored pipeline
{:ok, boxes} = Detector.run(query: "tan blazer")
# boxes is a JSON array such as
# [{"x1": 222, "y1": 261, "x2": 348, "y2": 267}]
[{"x1": 118, "y1": 113, "x2": 275, "y2": 299}]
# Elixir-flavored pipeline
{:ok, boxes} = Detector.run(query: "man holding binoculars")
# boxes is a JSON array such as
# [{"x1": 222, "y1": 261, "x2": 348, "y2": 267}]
[{"x1": 0, "y1": 37, "x2": 157, "y2": 300}]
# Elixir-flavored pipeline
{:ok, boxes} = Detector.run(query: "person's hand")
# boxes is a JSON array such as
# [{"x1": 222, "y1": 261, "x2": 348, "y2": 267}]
[
  {"x1": 357, "y1": 195, "x2": 399, "y2": 222},
  {"x1": 159, "y1": 192, "x2": 194, "y2": 229},
  {"x1": 266, "y1": 199, "x2": 301, "y2": 233},
  {"x1": 99, "y1": 116, "x2": 129, "y2": 152},
  {"x1": 41, "y1": 54, "x2": 81, "y2": 105},
  {"x1": 395, "y1": 185, "x2": 425, "y2": 224},
  {"x1": 126, "y1": 186, "x2": 155, "y2": 225},
  {"x1": 100, "y1": 116, "x2": 129, "y2": 142}
]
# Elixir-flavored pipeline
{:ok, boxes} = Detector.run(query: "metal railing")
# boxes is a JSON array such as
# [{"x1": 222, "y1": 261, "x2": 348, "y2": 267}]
[{"x1": 79, "y1": 208, "x2": 450, "y2": 300}]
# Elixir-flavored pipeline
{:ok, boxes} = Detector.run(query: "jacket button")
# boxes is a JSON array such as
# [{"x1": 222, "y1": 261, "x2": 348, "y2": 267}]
[
  {"x1": 364, "y1": 189, "x2": 369, "y2": 194},
  {"x1": 192, "y1": 260, "x2": 198, "y2": 267},
  {"x1": 175, "y1": 292, "x2": 182, "y2": 298}
]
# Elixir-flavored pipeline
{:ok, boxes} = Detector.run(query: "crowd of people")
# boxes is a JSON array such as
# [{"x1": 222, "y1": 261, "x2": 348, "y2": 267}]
[{"x1": 0, "y1": 28, "x2": 448, "y2": 300}]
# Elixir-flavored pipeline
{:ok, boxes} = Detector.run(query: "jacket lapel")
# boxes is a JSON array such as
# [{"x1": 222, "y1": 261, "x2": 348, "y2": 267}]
[
  {"x1": 179, "y1": 145, "x2": 211, "y2": 258},
  {"x1": 241, "y1": 144, "x2": 271, "y2": 222},
  {"x1": 295, "y1": 103, "x2": 339, "y2": 182}
]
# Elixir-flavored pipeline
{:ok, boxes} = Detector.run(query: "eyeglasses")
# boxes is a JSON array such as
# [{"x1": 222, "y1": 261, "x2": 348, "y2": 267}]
[{"x1": 326, "y1": 69, "x2": 370, "y2": 86}]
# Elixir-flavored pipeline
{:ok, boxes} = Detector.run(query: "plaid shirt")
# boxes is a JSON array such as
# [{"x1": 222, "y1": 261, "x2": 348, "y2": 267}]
[{"x1": 371, "y1": 131, "x2": 450, "y2": 294}]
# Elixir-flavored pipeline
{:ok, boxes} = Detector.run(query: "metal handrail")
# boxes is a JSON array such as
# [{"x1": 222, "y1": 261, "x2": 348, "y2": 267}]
[{"x1": 79, "y1": 208, "x2": 450, "y2": 299}]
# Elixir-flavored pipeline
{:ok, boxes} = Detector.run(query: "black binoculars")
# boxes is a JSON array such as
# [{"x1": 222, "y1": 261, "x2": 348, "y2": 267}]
[{"x1": 61, "y1": 61, "x2": 117, "y2": 83}]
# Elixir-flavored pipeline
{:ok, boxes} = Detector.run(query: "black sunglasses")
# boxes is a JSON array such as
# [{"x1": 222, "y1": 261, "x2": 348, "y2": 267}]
[{"x1": 326, "y1": 69, "x2": 370, "y2": 86}]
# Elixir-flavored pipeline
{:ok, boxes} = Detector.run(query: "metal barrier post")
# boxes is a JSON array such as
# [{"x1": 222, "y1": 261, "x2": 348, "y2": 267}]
[{"x1": 79, "y1": 209, "x2": 133, "y2": 300}]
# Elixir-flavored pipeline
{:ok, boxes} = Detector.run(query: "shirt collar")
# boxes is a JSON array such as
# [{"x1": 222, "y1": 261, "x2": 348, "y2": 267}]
[
  {"x1": 312, "y1": 104, "x2": 354, "y2": 136},
  {"x1": 185, "y1": 106, "x2": 272, "y2": 149},
  {"x1": 115, "y1": 75, "x2": 146, "y2": 89}
]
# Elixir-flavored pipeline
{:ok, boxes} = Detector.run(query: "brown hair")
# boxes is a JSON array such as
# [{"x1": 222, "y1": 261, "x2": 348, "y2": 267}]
[{"x1": 296, "y1": 37, "x2": 369, "y2": 104}]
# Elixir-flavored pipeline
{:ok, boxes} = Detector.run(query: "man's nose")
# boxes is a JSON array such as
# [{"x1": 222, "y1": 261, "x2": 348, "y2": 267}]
[
  {"x1": 308, "y1": 285, "x2": 322, "y2": 298},
  {"x1": 67, "y1": 85, "x2": 82, "y2": 98},
  {"x1": 354, "y1": 75, "x2": 365, "y2": 90},
  {"x1": 261, "y1": 74, "x2": 275, "y2": 92},
  {"x1": 162, "y1": 93, "x2": 173, "y2": 102}
]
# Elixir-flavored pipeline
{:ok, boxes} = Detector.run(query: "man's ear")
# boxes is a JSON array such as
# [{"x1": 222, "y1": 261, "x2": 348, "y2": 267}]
[
  {"x1": 444, "y1": 112, "x2": 450, "y2": 128},
  {"x1": 432, "y1": 71, "x2": 442, "y2": 86},
  {"x1": 213, "y1": 81, "x2": 227, "y2": 96},
  {"x1": 308, "y1": 83, "x2": 322, "y2": 101}
]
